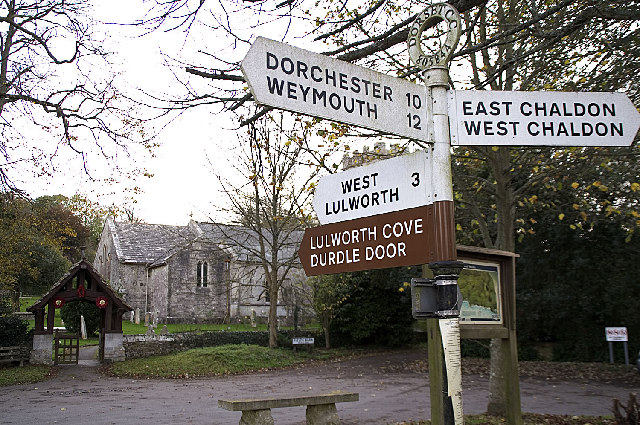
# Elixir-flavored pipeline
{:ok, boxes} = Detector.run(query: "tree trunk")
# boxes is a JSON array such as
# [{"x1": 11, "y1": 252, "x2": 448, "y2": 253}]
[
  {"x1": 486, "y1": 147, "x2": 517, "y2": 416},
  {"x1": 268, "y1": 277, "x2": 279, "y2": 348},
  {"x1": 486, "y1": 339, "x2": 507, "y2": 415},
  {"x1": 323, "y1": 314, "x2": 331, "y2": 349}
]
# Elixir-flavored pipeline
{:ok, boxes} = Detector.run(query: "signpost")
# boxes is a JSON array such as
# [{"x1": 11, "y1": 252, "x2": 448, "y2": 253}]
[
  {"x1": 239, "y1": 4, "x2": 640, "y2": 424},
  {"x1": 240, "y1": 37, "x2": 429, "y2": 142},
  {"x1": 312, "y1": 150, "x2": 432, "y2": 224},
  {"x1": 449, "y1": 90, "x2": 640, "y2": 146}
]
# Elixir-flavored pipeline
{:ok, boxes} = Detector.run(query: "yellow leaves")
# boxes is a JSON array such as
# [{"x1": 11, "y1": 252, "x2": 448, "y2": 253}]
[
  {"x1": 605, "y1": 205, "x2": 620, "y2": 216},
  {"x1": 592, "y1": 181, "x2": 608, "y2": 191},
  {"x1": 631, "y1": 183, "x2": 640, "y2": 192},
  {"x1": 528, "y1": 195, "x2": 538, "y2": 204},
  {"x1": 571, "y1": 182, "x2": 580, "y2": 189},
  {"x1": 558, "y1": 213, "x2": 565, "y2": 221},
  {"x1": 573, "y1": 203, "x2": 580, "y2": 210},
  {"x1": 398, "y1": 281, "x2": 410, "y2": 292},
  {"x1": 491, "y1": 146, "x2": 499, "y2": 152}
]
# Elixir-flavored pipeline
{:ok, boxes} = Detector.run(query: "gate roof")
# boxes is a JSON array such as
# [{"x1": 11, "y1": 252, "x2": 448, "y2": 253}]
[{"x1": 27, "y1": 259, "x2": 132, "y2": 312}]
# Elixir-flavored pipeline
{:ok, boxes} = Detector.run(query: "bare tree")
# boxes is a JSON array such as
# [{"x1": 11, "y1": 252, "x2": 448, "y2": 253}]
[
  {"x1": 212, "y1": 111, "x2": 317, "y2": 347},
  {"x1": 0, "y1": 0, "x2": 156, "y2": 193}
]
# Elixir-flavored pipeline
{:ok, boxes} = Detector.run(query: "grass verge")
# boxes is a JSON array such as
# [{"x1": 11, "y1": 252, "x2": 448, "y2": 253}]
[
  {"x1": 106, "y1": 344, "x2": 350, "y2": 379},
  {"x1": 0, "y1": 365, "x2": 54, "y2": 387}
]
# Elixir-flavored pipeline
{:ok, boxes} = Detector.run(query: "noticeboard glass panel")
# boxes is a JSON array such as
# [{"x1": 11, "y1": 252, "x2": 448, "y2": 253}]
[{"x1": 458, "y1": 260, "x2": 503, "y2": 325}]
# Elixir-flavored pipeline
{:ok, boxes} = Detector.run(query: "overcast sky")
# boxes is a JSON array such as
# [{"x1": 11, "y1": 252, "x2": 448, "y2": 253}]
[
  {"x1": 20, "y1": 0, "x2": 391, "y2": 225},
  {"x1": 20, "y1": 1, "x2": 246, "y2": 225}
]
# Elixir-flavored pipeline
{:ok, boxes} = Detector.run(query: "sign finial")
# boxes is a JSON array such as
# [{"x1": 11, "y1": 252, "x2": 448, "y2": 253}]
[{"x1": 407, "y1": 3, "x2": 461, "y2": 70}]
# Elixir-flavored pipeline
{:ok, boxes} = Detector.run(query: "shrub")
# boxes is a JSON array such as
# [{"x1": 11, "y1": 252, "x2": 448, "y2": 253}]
[
  {"x1": 60, "y1": 301, "x2": 101, "y2": 336},
  {"x1": 330, "y1": 267, "x2": 417, "y2": 347},
  {"x1": 0, "y1": 299, "x2": 32, "y2": 346}
]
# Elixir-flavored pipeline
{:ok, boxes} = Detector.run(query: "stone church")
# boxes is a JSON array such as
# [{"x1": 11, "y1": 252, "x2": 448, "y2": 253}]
[{"x1": 94, "y1": 219, "x2": 307, "y2": 324}]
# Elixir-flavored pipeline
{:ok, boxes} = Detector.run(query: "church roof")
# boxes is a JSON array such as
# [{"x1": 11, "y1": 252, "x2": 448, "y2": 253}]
[
  {"x1": 109, "y1": 220, "x2": 195, "y2": 264},
  {"x1": 106, "y1": 219, "x2": 303, "y2": 266},
  {"x1": 196, "y1": 222, "x2": 303, "y2": 263}
]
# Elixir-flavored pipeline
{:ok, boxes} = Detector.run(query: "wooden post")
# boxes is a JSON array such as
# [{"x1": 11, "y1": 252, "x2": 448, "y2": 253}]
[
  {"x1": 104, "y1": 303, "x2": 113, "y2": 332},
  {"x1": 427, "y1": 318, "x2": 446, "y2": 423},
  {"x1": 46, "y1": 300, "x2": 55, "y2": 333},
  {"x1": 34, "y1": 308, "x2": 45, "y2": 333}
]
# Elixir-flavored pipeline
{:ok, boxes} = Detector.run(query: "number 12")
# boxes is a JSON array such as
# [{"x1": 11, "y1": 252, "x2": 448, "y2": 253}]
[{"x1": 407, "y1": 114, "x2": 421, "y2": 130}]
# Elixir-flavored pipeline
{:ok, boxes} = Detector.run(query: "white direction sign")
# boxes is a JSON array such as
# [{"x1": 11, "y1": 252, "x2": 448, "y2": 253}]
[
  {"x1": 448, "y1": 90, "x2": 640, "y2": 146},
  {"x1": 312, "y1": 150, "x2": 432, "y2": 224},
  {"x1": 241, "y1": 37, "x2": 429, "y2": 141}
]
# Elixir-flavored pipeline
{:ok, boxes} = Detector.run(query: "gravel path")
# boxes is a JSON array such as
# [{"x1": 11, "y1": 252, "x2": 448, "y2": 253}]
[{"x1": 0, "y1": 348, "x2": 637, "y2": 424}]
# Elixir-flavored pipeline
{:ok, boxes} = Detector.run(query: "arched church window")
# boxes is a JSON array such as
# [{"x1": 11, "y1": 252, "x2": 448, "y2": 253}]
[
  {"x1": 196, "y1": 261, "x2": 208, "y2": 287},
  {"x1": 202, "y1": 262, "x2": 208, "y2": 287}
]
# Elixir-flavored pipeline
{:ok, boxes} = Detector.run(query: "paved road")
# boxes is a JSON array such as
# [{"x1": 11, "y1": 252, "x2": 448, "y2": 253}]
[{"x1": 0, "y1": 348, "x2": 636, "y2": 425}]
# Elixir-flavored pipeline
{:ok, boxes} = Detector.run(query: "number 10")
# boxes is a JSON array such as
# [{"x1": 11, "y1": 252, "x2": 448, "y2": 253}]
[{"x1": 406, "y1": 93, "x2": 422, "y2": 130}]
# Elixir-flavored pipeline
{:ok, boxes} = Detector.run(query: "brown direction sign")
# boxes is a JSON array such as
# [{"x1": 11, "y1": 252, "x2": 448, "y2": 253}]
[{"x1": 299, "y1": 205, "x2": 445, "y2": 276}]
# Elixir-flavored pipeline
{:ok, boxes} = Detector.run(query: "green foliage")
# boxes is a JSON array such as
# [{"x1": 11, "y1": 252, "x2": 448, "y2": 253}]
[
  {"x1": 60, "y1": 301, "x2": 101, "y2": 337},
  {"x1": 0, "y1": 193, "x2": 89, "y2": 295},
  {"x1": 16, "y1": 238, "x2": 70, "y2": 295},
  {"x1": 517, "y1": 187, "x2": 640, "y2": 362},
  {"x1": 330, "y1": 267, "x2": 418, "y2": 347},
  {"x1": 309, "y1": 274, "x2": 351, "y2": 347},
  {"x1": 0, "y1": 299, "x2": 32, "y2": 346}
]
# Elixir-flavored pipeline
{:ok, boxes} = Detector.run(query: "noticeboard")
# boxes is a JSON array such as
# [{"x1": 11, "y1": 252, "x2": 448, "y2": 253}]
[
  {"x1": 456, "y1": 245, "x2": 518, "y2": 340},
  {"x1": 458, "y1": 260, "x2": 502, "y2": 325}
]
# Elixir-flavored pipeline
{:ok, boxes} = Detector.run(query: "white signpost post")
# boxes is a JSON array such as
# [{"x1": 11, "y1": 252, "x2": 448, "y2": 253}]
[{"x1": 312, "y1": 150, "x2": 432, "y2": 224}]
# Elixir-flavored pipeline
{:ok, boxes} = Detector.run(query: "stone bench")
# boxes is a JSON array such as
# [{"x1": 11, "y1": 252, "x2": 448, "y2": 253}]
[
  {"x1": 218, "y1": 391, "x2": 359, "y2": 425},
  {"x1": 0, "y1": 346, "x2": 30, "y2": 367}
]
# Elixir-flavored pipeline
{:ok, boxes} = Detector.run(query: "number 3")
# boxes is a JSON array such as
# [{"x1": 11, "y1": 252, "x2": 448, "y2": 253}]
[{"x1": 411, "y1": 172, "x2": 420, "y2": 187}]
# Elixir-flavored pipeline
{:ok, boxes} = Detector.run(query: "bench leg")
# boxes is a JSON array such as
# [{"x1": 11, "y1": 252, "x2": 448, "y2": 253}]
[
  {"x1": 306, "y1": 403, "x2": 340, "y2": 425},
  {"x1": 239, "y1": 409, "x2": 275, "y2": 425}
]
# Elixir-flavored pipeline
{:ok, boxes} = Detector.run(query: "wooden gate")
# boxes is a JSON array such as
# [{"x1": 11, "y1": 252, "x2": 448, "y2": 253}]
[{"x1": 54, "y1": 332, "x2": 79, "y2": 365}]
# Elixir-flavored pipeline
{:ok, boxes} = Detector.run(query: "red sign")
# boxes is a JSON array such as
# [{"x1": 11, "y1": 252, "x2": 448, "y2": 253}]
[{"x1": 299, "y1": 205, "x2": 440, "y2": 276}]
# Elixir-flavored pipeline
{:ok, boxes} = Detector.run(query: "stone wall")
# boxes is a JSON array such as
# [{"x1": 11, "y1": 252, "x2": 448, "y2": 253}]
[
  {"x1": 149, "y1": 265, "x2": 168, "y2": 319},
  {"x1": 122, "y1": 330, "x2": 323, "y2": 359},
  {"x1": 166, "y1": 242, "x2": 228, "y2": 321},
  {"x1": 122, "y1": 332, "x2": 268, "y2": 359}
]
